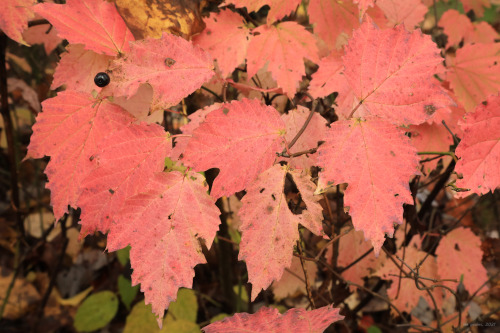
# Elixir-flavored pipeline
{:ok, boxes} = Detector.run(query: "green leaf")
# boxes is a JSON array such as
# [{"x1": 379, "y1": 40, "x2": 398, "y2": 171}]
[
  {"x1": 124, "y1": 301, "x2": 201, "y2": 333},
  {"x1": 74, "y1": 291, "x2": 118, "y2": 332},
  {"x1": 165, "y1": 288, "x2": 198, "y2": 323},
  {"x1": 123, "y1": 302, "x2": 160, "y2": 333},
  {"x1": 209, "y1": 313, "x2": 230, "y2": 323},
  {"x1": 163, "y1": 319, "x2": 200, "y2": 333},
  {"x1": 116, "y1": 246, "x2": 130, "y2": 266},
  {"x1": 118, "y1": 275, "x2": 139, "y2": 310},
  {"x1": 367, "y1": 325, "x2": 383, "y2": 333}
]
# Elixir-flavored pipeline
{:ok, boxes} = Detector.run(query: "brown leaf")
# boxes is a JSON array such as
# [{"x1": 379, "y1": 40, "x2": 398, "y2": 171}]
[{"x1": 114, "y1": 0, "x2": 206, "y2": 40}]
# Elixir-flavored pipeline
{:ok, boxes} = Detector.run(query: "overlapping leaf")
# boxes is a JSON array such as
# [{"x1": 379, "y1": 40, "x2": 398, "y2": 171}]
[
  {"x1": 308, "y1": 52, "x2": 344, "y2": 99},
  {"x1": 22, "y1": 16, "x2": 63, "y2": 54},
  {"x1": 52, "y1": 44, "x2": 114, "y2": 93},
  {"x1": 107, "y1": 171, "x2": 220, "y2": 327},
  {"x1": 445, "y1": 43, "x2": 500, "y2": 112},
  {"x1": 181, "y1": 99, "x2": 285, "y2": 199},
  {"x1": 109, "y1": 33, "x2": 214, "y2": 108},
  {"x1": 455, "y1": 94, "x2": 500, "y2": 197},
  {"x1": 281, "y1": 106, "x2": 328, "y2": 171},
  {"x1": 238, "y1": 165, "x2": 323, "y2": 300},
  {"x1": 77, "y1": 123, "x2": 171, "y2": 236},
  {"x1": 193, "y1": 10, "x2": 251, "y2": 78},
  {"x1": 327, "y1": 19, "x2": 451, "y2": 125},
  {"x1": 203, "y1": 305, "x2": 343, "y2": 333},
  {"x1": 0, "y1": 0, "x2": 35, "y2": 45},
  {"x1": 309, "y1": 0, "x2": 359, "y2": 51},
  {"x1": 438, "y1": 10, "x2": 498, "y2": 48},
  {"x1": 246, "y1": 22, "x2": 319, "y2": 98},
  {"x1": 34, "y1": 0, "x2": 134, "y2": 56},
  {"x1": 316, "y1": 118, "x2": 420, "y2": 255},
  {"x1": 376, "y1": 0, "x2": 427, "y2": 30},
  {"x1": 27, "y1": 91, "x2": 135, "y2": 219},
  {"x1": 436, "y1": 227, "x2": 488, "y2": 293}
]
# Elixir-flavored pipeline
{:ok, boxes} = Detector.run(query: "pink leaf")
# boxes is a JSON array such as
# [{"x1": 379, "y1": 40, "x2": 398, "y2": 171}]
[
  {"x1": 203, "y1": 304, "x2": 343, "y2": 333},
  {"x1": 271, "y1": 256, "x2": 318, "y2": 301},
  {"x1": 171, "y1": 103, "x2": 222, "y2": 160},
  {"x1": 309, "y1": 0, "x2": 360, "y2": 52},
  {"x1": 181, "y1": 99, "x2": 285, "y2": 199},
  {"x1": 280, "y1": 106, "x2": 328, "y2": 171},
  {"x1": 455, "y1": 94, "x2": 500, "y2": 197},
  {"x1": 27, "y1": 91, "x2": 135, "y2": 219},
  {"x1": 109, "y1": 33, "x2": 214, "y2": 108},
  {"x1": 376, "y1": 241, "x2": 443, "y2": 313},
  {"x1": 435, "y1": 227, "x2": 488, "y2": 294},
  {"x1": 22, "y1": 18, "x2": 62, "y2": 54},
  {"x1": 308, "y1": 52, "x2": 344, "y2": 99},
  {"x1": 51, "y1": 44, "x2": 114, "y2": 93},
  {"x1": 247, "y1": 22, "x2": 319, "y2": 98},
  {"x1": 77, "y1": 123, "x2": 171, "y2": 236},
  {"x1": 238, "y1": 165, "x2": 323, "y2": 300},
  {"x1": 337, "y1": 229, "x2": 379, "y2": 290},
  {"x1": 445, "y1": 43, "x2": 500, "y2": 112},
  {"x1": 316, "y1": 118, "x2": 420, "y2": 255},
  {"x1": 461, "y1": 0, "x2": 491, "y2": 17},
  {"x1": 332, "y1": 19, "x2": 451, "y2": 125},
  {"x1": 0, "y1": 0, "x2": 35, "y2": 45},
  {"x1": 108, "y1": 171, "x2": 220, "y2": 327},
  {"x1": 34, "y1": 0, "x2": 134, "y2": 56},
  {"x1": 193, "y1": 10, "x2": 251, "y2": 78},
  {"x1": 376, "y1": 0, "x2": 428, "y2": 30}
]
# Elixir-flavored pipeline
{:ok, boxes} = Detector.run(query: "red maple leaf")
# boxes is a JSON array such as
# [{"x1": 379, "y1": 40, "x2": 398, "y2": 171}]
[
  {"x1": 181, "y1": 99, "x2": 286, "y2": 199},
  {"x1": 109, "y1": 33, "x2": 214, "y2": 109},
  {"x1": 77, "y1": 123, "x2": 171, "y2": 235},
  {"x1": 203, "y1": 305, "x2": 344, "y2": 333},
  {"x1": 107, "y1": 171, "x2": 220, "y2": 327},
  {"x1": 316, "y1": 118, "x2": 420, "y2": 255},
  {"x1": 51, "y1": 44, "x2": 114, "y2": 93},
  {"x1": 34, "y1": 0, "x2": 134, "y2": 56},
  {"x1": 246, "y1": 22, "x2": 319, "y2": 98},
  {"x1": 0, "y1": 0, "x2": 35, "y2": 45},
  {"x1": 193, "y1": 9, "x2": 251, "y2": 78},
  {"x1": 27, "y1": 91, "x2": 135, "y2": 220},
  {"x1": 238, "y1": 165, "x2": 324, "y2": 300},
  {"x1": 455, "y1": 94, "x2": 500, "y2": 197},
  {"x1": 328, "y1": 19, "x2": 452, "y2": 125}
]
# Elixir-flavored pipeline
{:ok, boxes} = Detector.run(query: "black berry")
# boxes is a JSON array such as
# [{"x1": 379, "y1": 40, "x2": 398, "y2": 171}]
[{"x1": 94, "y1": 72, "x2": 110, "y2": 87}]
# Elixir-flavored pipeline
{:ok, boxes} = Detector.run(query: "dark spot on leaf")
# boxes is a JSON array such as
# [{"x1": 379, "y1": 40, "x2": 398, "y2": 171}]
[
  {"x1": 168, "y1": 214, "x2": 172, "y2": 220},
  {"x1": 206, "y1": 30, "x2": 212, "y2": 35},
  {"x1": 267, "y1": 206, "x2": 273, "y2": 213},
  {"x1": 190, "y1": 176, "x2": 197, "y2": 181},
  {"x1": 109, "y1": 189, "x2": 115, "y2": 194},
  {"x1": 455, "y1": 243, "x2": 460, "y2": 251},
  {"x1": 424, "y1": 104, "x2": 436, "y2": 115},
  {"x1": 260, "y1": 188, "x2": 265, "y2": 193},
  {"x1": 390, "y1": 151, "x2": 396, "y2": 157},
  {"x1": 223, "y1": 107, "x2": 229, "y2": 115},
  {"x1": 165, "y1": 58, "x2": 176, "y2": 67},
  {"x1": 89, "y1": 155, "x2": 94, "y2": 161},
  {"x1": 394, "y1": 193, "x2": 399, "y2": 197},
  {"x1": 271, "y1": 194, "x2": 276, "y2": 201}
]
